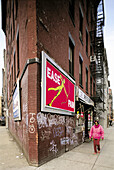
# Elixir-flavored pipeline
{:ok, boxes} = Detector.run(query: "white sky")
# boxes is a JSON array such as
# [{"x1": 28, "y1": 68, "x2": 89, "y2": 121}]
[
  {"x1": 0, "y1": 0, "x2": 114, "y2": 105},
  {"x1": 104, "y1": 0, "x2": 114, "y2": 103},
  {"x1": 0, "y1": 0, "x2": 6, "y2": 96}
]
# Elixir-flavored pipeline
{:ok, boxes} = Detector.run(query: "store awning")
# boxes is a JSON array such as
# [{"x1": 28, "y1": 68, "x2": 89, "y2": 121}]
[
  {"x1": 78, "y1": 88, "x2": 94, "y2": 107},
  {"x1": 79, "y1": 99, "x2": 94, "y2": 107}
]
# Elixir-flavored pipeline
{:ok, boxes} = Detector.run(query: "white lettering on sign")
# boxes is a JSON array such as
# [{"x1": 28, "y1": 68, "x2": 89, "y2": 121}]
[
  {"x1": 47, "y1": 67, "x2": 60, "y2": 85},
  {"x1": 68, "y1": 100, "x2": 74, "y2": 108}
]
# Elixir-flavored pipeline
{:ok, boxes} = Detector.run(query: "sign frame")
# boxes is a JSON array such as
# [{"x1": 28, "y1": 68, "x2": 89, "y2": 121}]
[{"x1": 41, "y1": 51, "x2": 76, "y2": 115}]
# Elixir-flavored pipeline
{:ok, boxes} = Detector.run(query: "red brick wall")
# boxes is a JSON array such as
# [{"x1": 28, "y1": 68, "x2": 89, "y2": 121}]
[
  {"x1": 28, "y1": 63, "x2": 38, "y2": 165},
  {"x1": 19, "y1": 0, "x2": 37, "y2": 76},
  {"x1": 21, "y1": 68, "x2": 29, "y2": 160},
  {"x1": 6, "y1": 0, "x2": 38, "y2": 165}
]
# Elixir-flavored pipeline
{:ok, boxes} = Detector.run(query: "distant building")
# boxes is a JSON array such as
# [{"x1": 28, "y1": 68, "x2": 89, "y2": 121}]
[
  {"x1": 108, "y1": 88, "x2": 113, "y2": 119},
  {"x1": 0, "y1": 96, "x2": 2, "y2": 117},
  {"x1": 2, "y1": 49, "x2": 8, "y2": 126},
  {"x1": 97, "y1": 48, "x2": 109, "y2": 128}
]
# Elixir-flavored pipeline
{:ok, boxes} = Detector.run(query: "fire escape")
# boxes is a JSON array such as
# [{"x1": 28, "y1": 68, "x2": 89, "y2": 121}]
[{"x1": 90, "y1": 0, "x2": 105, "y2": 109}]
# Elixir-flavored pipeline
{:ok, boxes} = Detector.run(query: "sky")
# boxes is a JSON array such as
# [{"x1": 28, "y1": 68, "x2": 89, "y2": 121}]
[
  {"x1": 104, "y1": 0, "x2": 114, "y2": 99},
  {"x1": 0, "y1": 0, "x2": 5, "y2": 96},
  {"x1": 0, "y1": 0, "x2": 114, "y2": 102}
]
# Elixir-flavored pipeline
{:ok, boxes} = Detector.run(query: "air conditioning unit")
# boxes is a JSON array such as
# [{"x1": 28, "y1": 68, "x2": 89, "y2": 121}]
[{"x1": 90, "y1": 55, "x2": 96, "y2": 62}]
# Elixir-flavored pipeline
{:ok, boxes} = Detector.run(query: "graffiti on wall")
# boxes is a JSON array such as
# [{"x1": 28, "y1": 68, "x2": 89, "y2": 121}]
[
  {"x1": 53, "y1": 126, "x2": 64, "y2": 138},
  {"x1": 29, "y1": 113, "x2": 36, "y2": 134},
  {"x1": 37, "y1": 112, "x2": 65, "y2": 142},
  {"x1": 49, "y1": 140, "x2": 58, "y2": 154},
  {"x1": 40, "y1": 130, "x2": 51, "y2": 141},
  {"x1": 37, "y1": 112, "x2": 83, "y2": 160},
  {"x1": 37, "y1": 112, "x2": 65, "y2": 129}
]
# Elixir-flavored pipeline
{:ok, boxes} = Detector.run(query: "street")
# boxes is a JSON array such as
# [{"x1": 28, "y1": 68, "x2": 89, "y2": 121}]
[{"x1": 0, "y1": 125, "x2": 114, "y2": 170}]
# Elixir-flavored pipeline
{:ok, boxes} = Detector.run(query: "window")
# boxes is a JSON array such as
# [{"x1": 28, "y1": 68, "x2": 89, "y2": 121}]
[
  {"x1": 93, "y1": 81, "x2": 95, "y2": 96},
  {"x1": 11, "y1": 66, "x2": 13, "y2": 92},
  {"x1": 11, "y1": 25, "x2": 12, "y2": 42},
  {"x1": 9, "y1": 75, "x2": 11, "y2": 96},
  {"x1": 9, "y1": 1, "x2": 11, "y2": 18},
  {"x1": 86, "y1": 68, "x2": 88, "y2": 92},
  {"x1": 14, "y1": 53, "x2": 16, "y2": 84},
  {"x1": 90, "y1": 33, "x2": 93, "y2": 56},
  {"x1": 15, "y1": 0, "x2": 18, "y2": 18},
  {"x1": 79, "y1": 7, "x2": 83, "y2": 42},
  {"x1": 69, "y1": 0, "x2": 75, "y2": 24},
  {"x1": 81, "y1": 0, "x2": 84, "y2": 7},
  {"x1": 86, "y1": 0, "x2": 89, "y2": 23},
  {"x1": 90, "y1": 44, "x2": 92, "y2": 56},
  {"x1": 91, "y1": 9, "x2": 93, "y2": 29},
  {"x1": 17, "y1": 32, "x2": 20, "y2": 76},
  {"x1": 12, "y1": 0, "x2": 15, "y2": 39},
  {"x1": 90, "y1": 76, "x2": 92, "y2": 96},
  {"x1": 86, "y1": 29, "x2": 88, "y2": 55},
  {"x1": 79, "y1": 56, "x2": 83, "y2": 87},
  {"x1": 69, "y1": 39, "x2": 74, "y2": 77}
]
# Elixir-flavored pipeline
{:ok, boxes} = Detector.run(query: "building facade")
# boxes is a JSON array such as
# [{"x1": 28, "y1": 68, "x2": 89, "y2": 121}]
[
  {"x1": 0, "y1": 96, "x2": 2, "y2": 117},
  {"x1": 98, "y1": 49, "x2": 109, "y2": 128},
  {"x1": 2, "y1": 0, "x2": 106, "y2": 166},
  {"x1": 108, "y1": 88, "x2": 113, "y2": 120}
]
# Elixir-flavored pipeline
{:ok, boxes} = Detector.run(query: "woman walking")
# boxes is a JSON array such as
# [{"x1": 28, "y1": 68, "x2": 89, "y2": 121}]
[{"x1": 89, "y1": 117, "x2": 104, "y2": 154}]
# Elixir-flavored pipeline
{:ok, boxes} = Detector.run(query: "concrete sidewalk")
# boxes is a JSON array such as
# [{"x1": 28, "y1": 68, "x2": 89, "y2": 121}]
[
  {"x1": 0, "y1": 126, "x2": 114, "y2": 170},
  {"x1": 0, "y1": 127, "x2": 36, "y2": 170}
]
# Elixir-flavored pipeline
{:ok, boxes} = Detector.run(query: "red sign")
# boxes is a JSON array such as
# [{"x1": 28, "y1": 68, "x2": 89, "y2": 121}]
[{"x1": 46, "y1": 60, "x2": 75, "y2": 112}]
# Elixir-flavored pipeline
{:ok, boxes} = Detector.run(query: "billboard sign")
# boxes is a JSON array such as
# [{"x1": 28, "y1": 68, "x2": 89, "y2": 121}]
[{"x1": 41, "y1": 51, "x2": 75, "y2": 115}]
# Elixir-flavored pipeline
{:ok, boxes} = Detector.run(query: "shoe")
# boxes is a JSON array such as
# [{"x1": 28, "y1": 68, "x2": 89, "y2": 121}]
[
  {"x1": 98, "y1": 151, "x2": 100, "y2": 153},
  {"x1": 93, "y1": 152, "x2": 97, "y2": 154}
]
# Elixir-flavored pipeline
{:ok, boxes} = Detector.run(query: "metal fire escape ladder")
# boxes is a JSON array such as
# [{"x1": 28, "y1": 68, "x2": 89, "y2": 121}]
[{"x1": 90, "y1": 0, "x2": 104, "y2": 102}]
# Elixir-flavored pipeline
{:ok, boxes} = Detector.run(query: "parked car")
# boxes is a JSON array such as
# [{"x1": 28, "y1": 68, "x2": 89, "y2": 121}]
[{"x1": 0, "y1": 116, "x2": 6, "y2": 126}]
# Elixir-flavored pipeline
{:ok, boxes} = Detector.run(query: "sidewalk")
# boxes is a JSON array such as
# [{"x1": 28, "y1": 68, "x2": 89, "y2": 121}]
[
  {"x1": 0, "y1": 126, "x2": 114, "y2": 170},
  {"x1": 0, "y1": 127, "x2": 36, "y2": 170}
]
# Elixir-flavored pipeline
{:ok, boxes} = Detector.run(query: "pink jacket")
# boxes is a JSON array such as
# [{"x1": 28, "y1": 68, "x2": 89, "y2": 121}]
[{"x1": 89, "y1": 124, "x2": 104, "y2": 139}]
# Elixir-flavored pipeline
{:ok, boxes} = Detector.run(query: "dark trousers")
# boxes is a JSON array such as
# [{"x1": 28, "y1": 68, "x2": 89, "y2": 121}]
[
  {"x1": 93, "y1": 139, "x2": 100, "y2": 153},
  {"x1": 109, "y1": 120, "x2": 112, "y2": 126}
]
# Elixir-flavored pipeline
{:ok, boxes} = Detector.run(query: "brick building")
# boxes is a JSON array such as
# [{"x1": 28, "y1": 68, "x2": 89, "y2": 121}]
[{"x1": 2, "y1": 0, "x2": 104, "y2": 166}]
